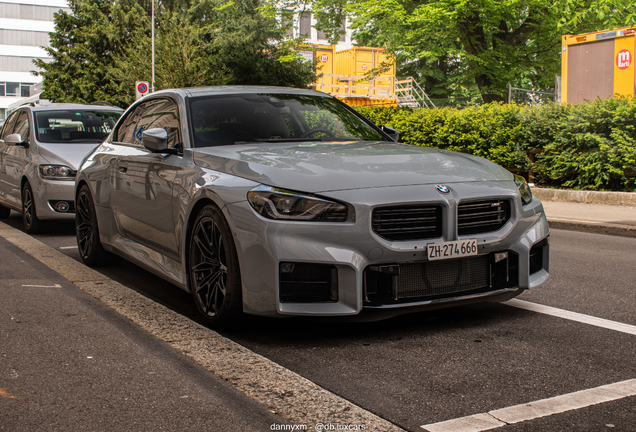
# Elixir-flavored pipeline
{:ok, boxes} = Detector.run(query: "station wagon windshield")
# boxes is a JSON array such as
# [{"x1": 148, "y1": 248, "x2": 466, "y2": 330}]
[
  {"x1": 188, "y1": 93, "x2": 385, "y2": 147},
  {"x1": 34, "y1": 110, "x2": 121, "y2": 143}
]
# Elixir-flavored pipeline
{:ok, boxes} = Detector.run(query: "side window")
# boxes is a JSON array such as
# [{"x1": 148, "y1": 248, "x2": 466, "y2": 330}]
[
  {"x1": 0, "y1": 111, "x2": 19, "y2": 140},
  {"x1": 12, "y1": 111, "x2": 30, "y2": 141},
  {"x1": 133, "y1": 98, "x2": 180, "y2": 148},
  {"x1": 115, "y1": 104, "x2": 145, "y2": 144}
]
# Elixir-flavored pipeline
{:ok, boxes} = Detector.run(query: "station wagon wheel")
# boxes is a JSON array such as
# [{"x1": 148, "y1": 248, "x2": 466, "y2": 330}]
[
  {"x1": 189, "y1": 205, "x2": 244, "y2": 329},
  {"x1": 22, "y1": 182, "x2": 45, "y2": 233},
  {"x1": 76, "y1": 184, "x2": 115, "y2": 266}
]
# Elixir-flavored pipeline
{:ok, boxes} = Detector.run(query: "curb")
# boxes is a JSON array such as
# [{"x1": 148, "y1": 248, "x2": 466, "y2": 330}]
[
  {"x1": 547, "y1": 218, "x2": 636, "y2": 238},
  {"x1": 532, "y1": 187, "x2": 636, "y2": 207},
  {"x1": 0, "y1": 221, "x2": 404, "y2": 432}
]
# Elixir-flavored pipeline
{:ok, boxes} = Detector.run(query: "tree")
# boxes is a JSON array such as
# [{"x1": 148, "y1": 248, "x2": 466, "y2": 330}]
[
  {"x1": 36, "y1": 0, "x2": 316, "y2": 108},
  {"x1": 271, "y1": 0, "x2": 636, "y2": 103},
  {"x1": 34, "y1": 0, "x2": 147, "y2": 107}
]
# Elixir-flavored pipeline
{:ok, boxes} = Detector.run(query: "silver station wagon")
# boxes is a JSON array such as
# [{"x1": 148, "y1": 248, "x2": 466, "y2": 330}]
[
  {"x1": 0, "y1": 103, "x2": 123, "y2": 232},
  {"x1": 75, "y1": 87, "x2": 550, "y2": 328}
]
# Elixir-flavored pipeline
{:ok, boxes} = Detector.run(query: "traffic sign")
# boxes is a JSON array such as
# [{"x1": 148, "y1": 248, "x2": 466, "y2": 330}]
[{"x1": 135, "y1": 81, "x2": 150, "y2": 100}]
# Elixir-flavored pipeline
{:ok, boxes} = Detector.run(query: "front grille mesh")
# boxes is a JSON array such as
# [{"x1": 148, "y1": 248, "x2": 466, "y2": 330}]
[
  {"x1": 372, "y1": 205, "x2": 442, "y2": 241},
  {"x1": 396, "y1": 256, "x2": 489, "y2": 298},
  {"x1": 458, "y1": 199, "x2": 510, "y2": 236}
]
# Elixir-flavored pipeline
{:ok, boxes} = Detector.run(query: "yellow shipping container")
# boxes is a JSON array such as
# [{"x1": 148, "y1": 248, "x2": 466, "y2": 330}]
[
  {"x1": 310, "y1": 46, "x2": 398, "y2": 107},
  {"x1": 562, "y1": 26, "x2": 636, "y2": 103}
]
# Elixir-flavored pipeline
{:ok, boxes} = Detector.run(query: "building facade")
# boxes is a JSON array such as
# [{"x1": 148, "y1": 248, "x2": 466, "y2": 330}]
[
  {"x1": 0, "y1": 0, "x2": 69, "y2": 123},
  {"x1": 285, "y1": 10, "x2": 353, "y2": 50}
]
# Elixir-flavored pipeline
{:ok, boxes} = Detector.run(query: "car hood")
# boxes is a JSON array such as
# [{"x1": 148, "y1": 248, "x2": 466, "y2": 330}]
[
  {"x1": 192, "y1": 141, "x2": 512, "y2": 193},
  {"x1": 37, "y1": 143, "x2": 101, "y2": 170}
]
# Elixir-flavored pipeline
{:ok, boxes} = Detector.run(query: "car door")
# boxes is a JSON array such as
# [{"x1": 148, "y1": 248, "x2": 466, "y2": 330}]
[
  {"x1": 3, "y1": 110, "x2": 32, "y2": 208},
  {"x1": 0, "y1": 111, "x2": 19, "y2": 205},
  {"x1": 110, "y1": 97, "x2": 182, "y2": 261}
]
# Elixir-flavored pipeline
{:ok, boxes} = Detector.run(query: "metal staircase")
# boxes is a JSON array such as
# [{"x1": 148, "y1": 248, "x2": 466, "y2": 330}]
[{"x1": 395, "y1": 77, "x2": 436, "y2": 108}]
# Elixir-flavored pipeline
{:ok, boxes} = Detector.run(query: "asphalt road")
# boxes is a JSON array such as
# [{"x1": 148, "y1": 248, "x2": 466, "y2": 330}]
[{"x1": 2, "y1": 213, "x2": 636, "y2": 431}]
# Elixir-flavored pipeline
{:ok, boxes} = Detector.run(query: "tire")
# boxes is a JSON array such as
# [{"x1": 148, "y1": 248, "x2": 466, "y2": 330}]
[
  {"x1": 0, "y1": 204, "x2": 10, "y2": 219},
  {"x1": 22, "y1": 182, "x2": 45, "y2": 233},
  {"x1": 76, "y1": 184, "x2": 116, "y2": 266},
  {"x1": 189, "y1": 205, "x2": 244, "y2": 330}
]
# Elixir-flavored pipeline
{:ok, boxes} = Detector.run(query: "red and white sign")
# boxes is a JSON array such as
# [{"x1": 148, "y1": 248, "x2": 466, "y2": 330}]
[
  {"x1": 321, "y1": 54, "x2": 328, "y2": 63},
  {"x1": 135, "y1": 81, "x2": 149, "y2": 100},
  {"x1": 616, "y1": 49, "x2": 632, "y2": 70},
  {"x1": 362, "y1": 64, "x2": 367, "y2": 71}
]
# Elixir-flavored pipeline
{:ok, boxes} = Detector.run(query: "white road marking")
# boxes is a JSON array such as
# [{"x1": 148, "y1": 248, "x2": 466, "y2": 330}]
[
  {"x1": 422, "y1": 379, "x2": 636, "y2": 432},
  {"x1": 59, "y1": 246, "x2": 77, "y2": 250},
  {"x1": 21, "y1": 284, "x2": 61, "y2": 288},
  {"x1": 506, "y1": 299, "x2": 636, "y2": 336}
]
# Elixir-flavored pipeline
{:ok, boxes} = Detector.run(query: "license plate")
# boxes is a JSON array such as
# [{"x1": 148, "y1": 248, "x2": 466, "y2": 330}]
[{"x1": 427, "y1": 239, "x2": 478, "y2": 261}]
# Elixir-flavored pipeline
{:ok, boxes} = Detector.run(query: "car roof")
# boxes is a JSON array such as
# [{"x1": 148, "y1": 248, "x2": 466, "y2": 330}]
[
  {"x1": 151, "y1": 85, "x2": 329, "y2": 99},
  {"x1": 25, "y1": 103, "x2": 124, "y2": 112}
]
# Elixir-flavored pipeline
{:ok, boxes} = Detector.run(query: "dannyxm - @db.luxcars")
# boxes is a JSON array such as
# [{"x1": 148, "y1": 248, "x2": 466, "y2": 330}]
[{"x1": 74, "y1": 86, "x2": 549, "y2": 329}]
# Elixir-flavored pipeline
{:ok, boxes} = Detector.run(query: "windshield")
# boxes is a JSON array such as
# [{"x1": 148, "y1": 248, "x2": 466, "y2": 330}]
[
  {"x1": 188, "y1": 93, "x2": 385, "y2": 148},
  {"x1": 34, "y1": 110, "x2": 122, "y2": 143}
]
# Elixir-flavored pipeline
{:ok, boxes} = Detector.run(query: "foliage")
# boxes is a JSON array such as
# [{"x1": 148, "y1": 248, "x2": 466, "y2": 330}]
[
  {"x1": 269, "y1": 0, "x2": 636, "y2": 103},
  {"x1": 36, "y1": 0, "x2": 317, "y2": 108},
  {"x1": 358, "y1": 97, "x2": 636, "y2": 191},
  {"x1": 34, "y1": 0, "x2": 147, "y2": 107}
]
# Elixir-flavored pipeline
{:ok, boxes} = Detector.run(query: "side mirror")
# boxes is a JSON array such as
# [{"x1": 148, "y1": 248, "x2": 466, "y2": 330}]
[
  {"x1": 141, "y1": 128, "x2": 168, "y2": 152},
  {"x1": 380, "y1": 125, "x2": 399, "y2": 142},
  {"x1": 5, "y1": 133, "x2": 26, "y2": 146}
]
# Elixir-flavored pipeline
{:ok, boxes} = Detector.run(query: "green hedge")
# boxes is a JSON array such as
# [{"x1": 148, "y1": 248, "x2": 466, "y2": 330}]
[{"x1": 358, "y1": 97, "x2": 636, "y2": 192}]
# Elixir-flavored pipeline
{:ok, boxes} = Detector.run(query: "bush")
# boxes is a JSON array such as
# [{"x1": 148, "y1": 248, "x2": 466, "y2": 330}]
[{"x1": 358, "y1": 97, "x2": 636, "y2": 192}]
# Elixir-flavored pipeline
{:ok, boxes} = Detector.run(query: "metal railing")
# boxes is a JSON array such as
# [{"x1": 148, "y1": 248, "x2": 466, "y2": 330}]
[
  {"x1": 395, "y1": 77, "x2": 436, "y2": 108},
  {"x1": 508, "y1": 83, "x2": 557, "y2": 106},
  {"x1": 313, "y1": 74, "x2": 435, "y2": 108}
]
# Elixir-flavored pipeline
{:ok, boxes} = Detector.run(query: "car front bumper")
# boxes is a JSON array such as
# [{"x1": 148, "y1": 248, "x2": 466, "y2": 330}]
[
  {"x1": 32, "y1": 179, "x2": 76, "y2": 220},
  {"x1": 226, "y1": 181, "x2": 550, "y2": 318}
]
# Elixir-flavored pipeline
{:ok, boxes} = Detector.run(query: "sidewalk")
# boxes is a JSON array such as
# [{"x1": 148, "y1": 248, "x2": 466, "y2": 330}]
[
  {"x1": 0, "y1": 233, "x2": 283, "y2": 432},
  {"x1": 532, "y1": 187, "x2": 636, "y2": 238}
]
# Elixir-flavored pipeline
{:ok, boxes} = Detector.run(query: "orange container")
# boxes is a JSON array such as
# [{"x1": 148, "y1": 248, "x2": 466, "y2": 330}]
[{"x1": 562, "y1": 26, "x2": 636, "y2": 103}]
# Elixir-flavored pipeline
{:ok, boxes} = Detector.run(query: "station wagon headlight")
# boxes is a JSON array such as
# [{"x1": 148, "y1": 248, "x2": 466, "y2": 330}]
[
  {"x1": 38, "y1": 165, "x2": 77, "y2": 181},
  {"x1": 513, "y1": 174, "x2": 532, "y2": 205},
  {"x1": 247, "y1": 185, "x2": 351, "y2": 222}
]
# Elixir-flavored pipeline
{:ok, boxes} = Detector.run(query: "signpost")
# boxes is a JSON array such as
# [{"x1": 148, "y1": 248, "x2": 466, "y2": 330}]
[{"x1": 135, "y1": 81, "x2": 149, "y2": 100}]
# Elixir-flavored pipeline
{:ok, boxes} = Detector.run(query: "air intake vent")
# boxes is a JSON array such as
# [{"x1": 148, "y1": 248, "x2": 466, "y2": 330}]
[
  {"x1": 458, "y1": 199, "x2": 510, "y2": 236},
  {"x1": 372, "y1": 205, "x2": 442, "y2": 241}
]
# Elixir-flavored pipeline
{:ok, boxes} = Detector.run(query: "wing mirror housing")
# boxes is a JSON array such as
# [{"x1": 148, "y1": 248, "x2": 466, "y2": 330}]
[
  {"x1": 141, "y1": 128, "x2": 169, "y2": 152},
  {"x1": 380, "y1": 125, "x2": 399, "y2": 142},
  {"x1": 5, "y1": 133, "x2": 28, "y2": 147}
]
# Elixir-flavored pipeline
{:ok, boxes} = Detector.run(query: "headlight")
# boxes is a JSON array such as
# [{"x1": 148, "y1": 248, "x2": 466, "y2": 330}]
[
  {"x1": 38, "y1": 165, "x2": 77, "y2": 181},
  {"x1": 513, "y1": 174, "x2": 532, "y2": 205},
  {"x1": 247, "y1": 185, "x2": 351, "y2": 222}
]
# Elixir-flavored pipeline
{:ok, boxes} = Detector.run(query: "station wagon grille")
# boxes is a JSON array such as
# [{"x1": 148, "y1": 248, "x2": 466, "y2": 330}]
[
  {"x1": 372, "y1": 205, "x2": 442, "y2": 241},
  {"x1": 396, "y1": 256, "x2": 489, "y2": 298},
  {"x1": 457, "y1": 199, "x2": 510, "y2": 236}
]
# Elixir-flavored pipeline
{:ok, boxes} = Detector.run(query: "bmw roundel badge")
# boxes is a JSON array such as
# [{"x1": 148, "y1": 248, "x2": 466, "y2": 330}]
[{"x1": 435, "y1": 185, "x2": 450, "y2": 194}]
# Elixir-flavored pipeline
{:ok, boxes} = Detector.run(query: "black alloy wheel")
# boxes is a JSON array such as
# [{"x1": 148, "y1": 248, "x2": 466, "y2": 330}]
[
  {"x1": 189, "y1": 205, "x2": 244, "y2": 329},
  {"x1": 22, "y1": 182, "x2": 45, "y2": 233},
  {"x1": 76, "y1": 184, "x2": 115, "y2": 266}
]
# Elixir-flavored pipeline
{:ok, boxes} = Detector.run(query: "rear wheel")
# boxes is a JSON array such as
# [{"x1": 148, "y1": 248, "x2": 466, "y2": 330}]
[
  {"x1": 0, "y1": 204, "x2": 10, "y2": 219},
  {"x1": 22, "y1": 182, "x2": 45, "y2": 233},
  {"x1": 76, "y1": 184, "x2": 116, "y2": 266},
  {"x1": 189, "y1": 205, "x2": 244, "y2": 330}
]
